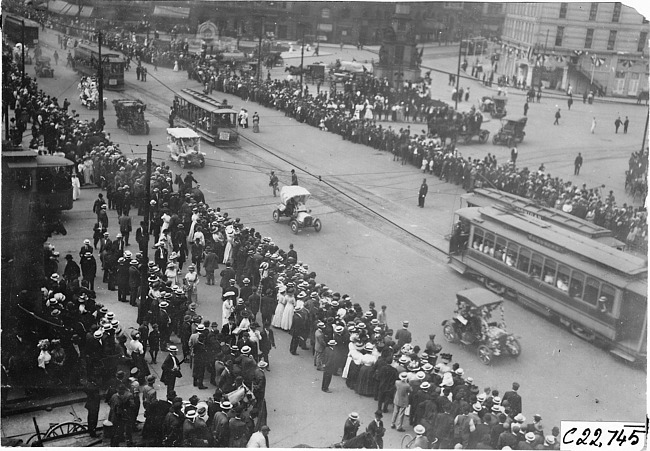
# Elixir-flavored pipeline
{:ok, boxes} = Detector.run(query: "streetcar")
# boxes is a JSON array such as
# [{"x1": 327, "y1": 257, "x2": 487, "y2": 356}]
[
  {"x1": 173, "y1": 88, "x2": 239, "y2": 146},
  {"x1": 74, "y1": 44, "x2": 125, "y2": 90},
  {"x1": 448, "y1": 205, "x2": 647, "y2": 364},
  {"x1": 461, "y1": 188, "x2": 625, "y2": 249},
  {"x1": 3, "y1": 14, "x2": 40, "y2": 47}
]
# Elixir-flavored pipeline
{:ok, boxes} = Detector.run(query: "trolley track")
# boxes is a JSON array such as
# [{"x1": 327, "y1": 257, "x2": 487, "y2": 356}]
[{"x1": 124, "y1": 80, "x2": 452, "y2": 263}]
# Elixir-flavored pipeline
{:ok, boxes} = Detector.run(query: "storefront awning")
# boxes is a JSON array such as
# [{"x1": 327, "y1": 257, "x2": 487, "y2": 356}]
[
  {"x1": 47, "y1": 0, "x2": 68, "y2": 14},
  {"x1": 153, "y1": 5, "x2": 190, "y2": 19}
]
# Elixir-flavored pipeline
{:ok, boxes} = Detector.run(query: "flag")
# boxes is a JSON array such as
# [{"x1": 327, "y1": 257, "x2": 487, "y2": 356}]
[
  {"x1": 591, "y1": 55, "x2": 605, "y2": 67},
  {"x1": 621, "y1": 59, "x2": 634, "y2": 68},
  {"x1": 555, "y1": 55, "x2": 564, "y2": 62}
]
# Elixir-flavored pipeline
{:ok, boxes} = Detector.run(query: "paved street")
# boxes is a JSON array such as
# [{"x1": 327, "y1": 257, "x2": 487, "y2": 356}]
[{"x1": 3, "y1": 25, "x2": 646, "y2": 447}]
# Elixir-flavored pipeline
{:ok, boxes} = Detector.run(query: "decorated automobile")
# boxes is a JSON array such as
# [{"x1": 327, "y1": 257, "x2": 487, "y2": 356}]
[
  {"x1": 441, "y1": 288, "x2": 521, "y2": 365},
  {"x1": 167, "y1": 127, "x2": 205, "y2": 169},
  {"x1": 272, "y1": 186, "x2": 322, "y2": 234}
]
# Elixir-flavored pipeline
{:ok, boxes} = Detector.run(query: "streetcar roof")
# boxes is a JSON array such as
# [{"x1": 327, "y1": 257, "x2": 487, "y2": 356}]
[
  {"x1": 456, "y1": 288, "x2": 503, "y2": 309},
  {"x1": 457, "y1": 206, "x2": 648, "y2": 277},
  {"x1": 35, "y1": 155, "x2": 74, "y2": 167},
  {"x1": 167, "y1": 128, "x2": 201, "y2": 139},
  {"x1": 4, "y1": 14, "x2": 40, "y2": 28},
  {"x1": 175, "y1": 91, "x2": 237, "y2": 115}
]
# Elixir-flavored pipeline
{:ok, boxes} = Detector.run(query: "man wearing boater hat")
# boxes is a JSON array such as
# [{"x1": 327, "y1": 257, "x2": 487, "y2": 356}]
[
  {"x1": 161, "y1": 345, "x2": 183, "y2": 397},
  {"x1": 343, "y1": 412, "x2": 361, "y2": 440}
]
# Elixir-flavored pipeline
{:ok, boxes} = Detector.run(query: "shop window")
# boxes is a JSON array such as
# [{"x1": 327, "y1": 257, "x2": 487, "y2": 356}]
[
  {"x1": 638, "y1": 31, "x2": 647, "y2": 53},
  {"x1": 542, "y1": 260, "x2": 557, "y2": 285},
  {"x1": 583, "y1": 277, "x2": 600, "y2": 306},
  {"x1": 569, "y1": 272, "x2": 584, "y2": 299},
  {"x1": 585, "y1": 29, "x2": 594, "y2": 49},
  {"x1": 555, "y1": 26, "x2": 564, "y2": 47},
  {"x1": 607, "y1": 30, "x2": 617, "y2": 50}
]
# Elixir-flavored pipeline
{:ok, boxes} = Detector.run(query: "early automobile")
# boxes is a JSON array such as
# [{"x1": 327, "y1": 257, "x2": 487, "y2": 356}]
[
  {"x1": 35, "y1": 56, "x2": 54, "y2": 77},
  {"x1": 492, "y1": 116, "x2": 527, "y2": 147},
  {"x1": 479, "y1": 95, "x2": 508, "y2": 119},
  {"x1": 113, "y1": 99, "x2": 149, "y2": 135},
  {"x1": 167, "y1": 127, "x2": 206, "y2": 169},
  {"x1": 441, "y1": 288, "x2": 521, "y2": 365},
  {"x1": 273, "y1": 186, "x2": 322, "y2": 234}
]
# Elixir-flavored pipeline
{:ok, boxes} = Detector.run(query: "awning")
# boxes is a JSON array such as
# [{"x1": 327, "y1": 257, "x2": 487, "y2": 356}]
[
  {"x1": 80, "y1": 6, "x2": 94, "y2": 17},
  {"x1": 47, "y1": 0, "x2": 68, "y2": 14},
  {"x1": 153, "y1": 5, "x2": 190, "y2": 19}
]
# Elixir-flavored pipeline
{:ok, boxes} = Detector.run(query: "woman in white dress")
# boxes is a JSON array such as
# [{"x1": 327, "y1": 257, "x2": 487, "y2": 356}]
[
  {"x1": 271, "y1": 286, "x2": 286, "y2": 328},
  {"x1": 223, "y1": 225, "x2": 235, "y2": 264},
  {"x1": 363, "y1": 101, "x2": 374, "y2": 120},
  {"x1": 71, "y1": 174, "x2": 81, "y2": 200},
  {"x1": 173, "y1": 60, "x2": 179, "y2": 72},
  {"x1": 222, "y1": 296, "x2": 234, "y2": 326},
  {"x1": 280, "y1": 288, "x2": 296, "y2": 331}
]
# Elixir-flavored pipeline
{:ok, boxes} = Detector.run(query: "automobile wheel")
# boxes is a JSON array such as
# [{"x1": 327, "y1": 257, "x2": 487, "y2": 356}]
[
  {"x1": 442, "y1": 324, "x2": 459, "y2": 343},
  {"x1": 273, "y1": 210, "x2": 280, "y2": 223},
  {"x1": 506, "y1": 338, "x2": 521, "y2": 357},
  {"x1": 199, "y1": 159, "x2": 205, "y2": 168},
  {"x1": 479, "y1": 131, "x2": 489, "y2": 143},
  {"x1": 484, "y1": 278, "x2": 506, "y2": 295},
  {"x1": 289, "y1": 220, "x2": 299, "y2": 234},
  {"x1": 478, "y1": 345, "x2": 492, "y2": 365},
  {"x1": 313, "y1": 219, "x2": 322, "y2": 232},
  {"x1": 179, "y1": 158, "x2": 186, "y2": 169}
]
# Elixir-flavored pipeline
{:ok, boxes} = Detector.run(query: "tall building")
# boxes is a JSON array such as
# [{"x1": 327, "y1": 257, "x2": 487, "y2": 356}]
[{"x1": 500, "y1": 2, "x2": 649, "y2": 98}]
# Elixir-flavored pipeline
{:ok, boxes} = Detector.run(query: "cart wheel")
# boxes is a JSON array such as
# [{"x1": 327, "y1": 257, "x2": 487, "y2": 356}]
[
  {"x1": 506, "y1": 338, "x2": 521, "y2": 357},
  {"x1": 273, "y1": 210, "x2": 280, "y2": 223},
  {"x1": 443, "y1": 324, "x2": 459, "y2": 343},
  {"x1": 313, "y1": 219, "x2": 322, "y2": 232},
  {"x1": 199, "y1": 159, "x2": 205, "y2": 168},
  {"x1": 289, "y1": 220, "x2": 299, "y2": 234},
  {"x1": 45, "y1": 421, "x2": 88, "y2": 438},
  {"x1": 478, "y1": 345, "x2": 492, "y2": 365},
  {"x1": 179, "y1": 158, "x2": 187, "y2": 169},
  {"x1": 479, "y1": 131, "x2": 489, "y2": 143}
]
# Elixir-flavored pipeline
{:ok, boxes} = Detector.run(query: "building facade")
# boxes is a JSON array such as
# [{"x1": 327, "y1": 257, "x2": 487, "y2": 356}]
[{"x1": 500, "y1": 2, "x2": 649, "y2": 97}]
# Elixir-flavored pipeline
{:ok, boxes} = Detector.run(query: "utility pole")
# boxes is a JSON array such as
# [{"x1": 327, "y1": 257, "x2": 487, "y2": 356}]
[
  {"x1": 21, "y1": 20, "x2": 26, "y2": 86},
  {"x1": 455, "y1": 27, "x2": 462, "y2": 110},
  {"x1": 257, "y1": 16, "x2": 264, "y2": 83},
  {"x1": 97, "y1": 31, "x2": 104, "y2": 130},
  {"x1": 138, "y1": 140, "x2": 153, "y2": 324},
  {"x1": 299, "y1": 25, "x2": 305, "y2": 96}
]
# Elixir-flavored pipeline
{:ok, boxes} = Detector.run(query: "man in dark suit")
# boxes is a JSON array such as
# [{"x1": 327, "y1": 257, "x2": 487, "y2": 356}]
[
  {"x1": 83, "y1": 377, "x2": 101, "y2": 437},
  {"x1": 502, "y1": 382, "x2": 522, "y2": 417},
  {"x1": 343, "y1": 412, "x2": 361, "y2": 440},
  {"x1": 321, "y1": 339, "x2": 337, "y2": 393},
  {"x1": 289, "y1": 305, "x2": 308, "y2": 355},
  {"x1": 136, "y1": 221, "x2": 148, "y2": 253},
  {"x1": 394, "y1": 321, "x2": 412, "y2": 348},
  {"x1": 79, "y1": 239, "x2": 94, "y2": 258},
  {"x1": 161, "y1": 346, "x2": 183, "y2": 397},
  {"x1": 119, "y1": 212, "x2": 133, "y2": 246},
  {"x1": 366, "y1": 410, "x2": 385, "y2": 449}
]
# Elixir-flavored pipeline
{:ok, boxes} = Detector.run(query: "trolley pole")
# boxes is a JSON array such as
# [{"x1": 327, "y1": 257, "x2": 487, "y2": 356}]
[
  {"x1": 257, "y1": 16, "x2": 264, "y2": 84},
  {"x1": 97, "y1": 31, "x2": 104, "y2": 131},
  {"x1": 455, "y1": 28, "x2": 462, "y2": 110},
  {"x1": 21, "y1": 20, "x2": 26, "y2": 86},
  {"x1": 299, "y1": 25, "x2": 305, "y2": 97},
  {"x1": 138, "y1": 140, "x2": 153, "y2": 324},
  {"x1": 642, "y1": 110, "x2": 648, "y2": 153}
]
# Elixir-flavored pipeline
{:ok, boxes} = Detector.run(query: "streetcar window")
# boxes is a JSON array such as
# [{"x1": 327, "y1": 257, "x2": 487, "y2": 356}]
[
  {"x1": 495, "y1": 237, "x2": 507, "y2": 261},
  {"x1": 530, "y1": 253, "x2": 543, "y2": 279},
  {"x1": 517, "y1": 248, "x2": 530, "y2": 273},
  {"x1": 599, "y1": 285, "x2": 615, "y2": 314},
  {"x1": 569, "y1": 271, "x2": 584, "y2": 299},
  {"x1": 542, "y1": 259, "x2": 557, "y2": 285},
  {"x1": 505, "y1": 243, "x2": 518, "y2": 267},
  {"x1": 556, "y1": 265, "x2": 571, "y2": 293},
  {"x1": 483, "y1": 233, "x2": 495, "y2": 256},
  {"x1": 472, "y1": 228, "x2": 484, "y2": 250},
  {"x1": 583, "y1": 277, "x2": 600, "y2": 306}
]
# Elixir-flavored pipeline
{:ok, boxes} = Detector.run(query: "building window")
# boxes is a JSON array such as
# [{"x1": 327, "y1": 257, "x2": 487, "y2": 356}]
[
  {"x1": 559, "y1": 3, "x2": 568, "y2": 19},
  {"x1": 607, "y1": 30, "x2": 617, "y2": 50},
  {"x1": 585, "y1": 28, "x2": 594, "y2": 49},
  {"x1": 612, "y1": 2, "x2": 621, "y2": 22},
  {"x1": 555, "y1": 26, "x2": 564, "y2": 47},
  {"x1": 320, "y1": 7, "x2": 330, "y2": 19},
  {"x1": 638, "y1": 31, "x2": 648, "y2": 52},
  {"x1": 589, "y1": 2, "x2": 598, "y2": 21}
]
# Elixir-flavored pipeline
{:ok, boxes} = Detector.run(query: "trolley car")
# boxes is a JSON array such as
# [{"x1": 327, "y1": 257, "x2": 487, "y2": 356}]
[
  {"x1": 448, "y1": 205, "x2": 647, "y2": 364},
  {"x1": 173, "y1": 88, "x2": 239, "y2": 146},
  {"x1": 461, "y1": 188, "x2": 624, "y2": 249},
  {"x1": 3, "y1": 14, "x2": 40, "y2": 47},
  {"x1": 74, "y1": 44, "x2": 125, "y2": 91}
]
